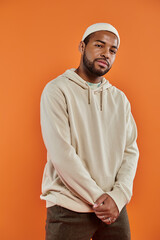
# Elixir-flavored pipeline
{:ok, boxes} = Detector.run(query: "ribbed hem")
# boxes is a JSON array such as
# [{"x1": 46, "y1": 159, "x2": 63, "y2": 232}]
[{"x1": 40, "y1": 192, "x2": 95, "y2": 213}]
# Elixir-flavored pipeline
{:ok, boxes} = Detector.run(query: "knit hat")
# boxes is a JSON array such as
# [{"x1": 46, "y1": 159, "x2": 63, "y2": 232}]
[{"x1": 82, "y1": 23, "x2": 120, "y2": 47}]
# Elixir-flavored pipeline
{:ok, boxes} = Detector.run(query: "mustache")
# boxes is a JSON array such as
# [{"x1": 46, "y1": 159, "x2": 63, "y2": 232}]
[{"x1": 95, "y1": 58, "x2": 110, "y2": 67}]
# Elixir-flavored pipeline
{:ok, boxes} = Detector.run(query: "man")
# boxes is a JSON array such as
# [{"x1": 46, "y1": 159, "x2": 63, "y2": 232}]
[{"x1": 40, "y1": 23, "x2": 139, "y2": 240}]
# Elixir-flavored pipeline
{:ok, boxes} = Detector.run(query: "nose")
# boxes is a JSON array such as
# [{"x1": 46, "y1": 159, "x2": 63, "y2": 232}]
[{"x1": 100, "y1": 47, "x2": 110, "y2": 59}]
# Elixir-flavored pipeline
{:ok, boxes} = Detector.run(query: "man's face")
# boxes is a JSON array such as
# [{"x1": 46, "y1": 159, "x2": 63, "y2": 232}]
[{"x1": 82, "y1": 31, "x2": 118, "y2": 76}]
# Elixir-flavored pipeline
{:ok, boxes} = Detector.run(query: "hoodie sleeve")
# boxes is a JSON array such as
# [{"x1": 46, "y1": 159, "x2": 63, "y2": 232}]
[
  {"x1": 107, "y1": 99, "x2": 139, "y2": 213},
  {"x1": 40, "y1": 84, "x2": 104, "y2": 205}
]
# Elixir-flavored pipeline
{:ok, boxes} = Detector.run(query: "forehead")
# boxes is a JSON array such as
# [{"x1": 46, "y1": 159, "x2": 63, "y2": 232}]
[{"x1": 89, "y1": 31, "x2": 118, "y2": 46}]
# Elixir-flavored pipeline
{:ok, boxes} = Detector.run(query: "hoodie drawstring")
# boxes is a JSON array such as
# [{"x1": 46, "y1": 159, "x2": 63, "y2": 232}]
[
  {"x1": 88, "y1": 87, "x2": 91, "y2": 104},
  {"x1": 100, "y1": 87, "x2": 104, "y2": 111},
  {"x1": 88, "y1": 85, "x2": 104, "y2": 111}
]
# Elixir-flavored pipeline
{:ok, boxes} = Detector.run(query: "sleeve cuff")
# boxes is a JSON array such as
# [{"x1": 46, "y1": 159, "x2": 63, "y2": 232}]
[{"x1": 106, "y1": 188, "x2": 128, "y2": 213}]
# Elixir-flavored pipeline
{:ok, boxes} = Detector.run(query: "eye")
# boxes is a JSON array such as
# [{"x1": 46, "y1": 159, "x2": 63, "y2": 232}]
[
  {"x1": 95, "y1": 44, "x2": 103, "y2": 48},
  {"x1": 110, "y1": 49, "x2": 116, "y2": 54}
]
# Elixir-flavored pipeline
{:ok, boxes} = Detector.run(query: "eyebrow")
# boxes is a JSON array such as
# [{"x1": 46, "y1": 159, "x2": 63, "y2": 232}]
[{"x1": 95, "y1": 40, "x2": 118, "y2": 49}]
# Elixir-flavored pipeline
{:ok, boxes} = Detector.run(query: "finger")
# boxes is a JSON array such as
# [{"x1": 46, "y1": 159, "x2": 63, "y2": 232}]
[
  {"x1": 103, "y1": 219, "x2": 112, "y2": 224},
  {"x1": 93, "y1": 201, "x2": 111, "y2": 212},
  {"x1": 95, "y1": 211, "x2": 117, "y2": 220},
  {"x1": 102, "y1": 217, "x2": 116, "y2": 225},
  {"x1": 94, "y1": 211, "x2": 110, "y2": 216},
  {"x1": 93, "y1": 205, "x2": 110, "y2": 212},
  {"x1": 95, "y1": 213, "x2": 116, "y2": 222},
  {"x1": 102, "y1": 216, "x2": 112, "y2": 224},
  {"x1": 93, "y1": 196, "x2": 111, "y2": 211},
  {"x1": 96, "y1": 214, "x2": 110, "y2": 220},
  {"x1": 93, "y1": 194, "x2": 108, "y2": 209}
]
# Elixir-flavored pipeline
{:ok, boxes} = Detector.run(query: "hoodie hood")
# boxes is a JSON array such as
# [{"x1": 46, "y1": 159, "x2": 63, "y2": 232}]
[{"x1": 63, "y1": 68, "x2": 112, "y2": 111}]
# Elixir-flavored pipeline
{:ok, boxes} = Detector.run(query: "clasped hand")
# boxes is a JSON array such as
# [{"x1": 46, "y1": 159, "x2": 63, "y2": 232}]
[{"x1": 93, "y1": 193, "x2": 119, "y2": 224}]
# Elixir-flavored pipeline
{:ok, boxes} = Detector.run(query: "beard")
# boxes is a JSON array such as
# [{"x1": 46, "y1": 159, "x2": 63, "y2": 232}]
[{"x1": 83, "y1": 50, "x2": 111, "y2": 76}]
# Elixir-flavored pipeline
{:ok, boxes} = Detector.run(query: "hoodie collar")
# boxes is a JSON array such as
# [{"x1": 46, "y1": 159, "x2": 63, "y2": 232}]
[{"x1": 64, "y1": 68, "x2": 112, "y2": 111}]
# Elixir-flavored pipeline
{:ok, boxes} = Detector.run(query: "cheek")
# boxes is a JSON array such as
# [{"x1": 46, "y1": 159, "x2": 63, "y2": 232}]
[
  {"x1": 85, "y1": 52, "x2": 95, "y2": 62},
  {"x1": 110, "y1": 55, "x2": 116, "y2": 64},
  {"x1": 85, "y1": 47, "x2": 100, "y2": 60}
]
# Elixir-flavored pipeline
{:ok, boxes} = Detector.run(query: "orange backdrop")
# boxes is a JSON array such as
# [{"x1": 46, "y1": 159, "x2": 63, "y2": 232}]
[{"x1": 0, "y1": 0, "x2": 160, "y2": 239}]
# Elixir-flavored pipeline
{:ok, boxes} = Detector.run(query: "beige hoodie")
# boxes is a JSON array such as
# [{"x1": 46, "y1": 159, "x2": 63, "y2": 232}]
[{"x1": 40, "y1": 69, "x2": 139, "y2": 213}]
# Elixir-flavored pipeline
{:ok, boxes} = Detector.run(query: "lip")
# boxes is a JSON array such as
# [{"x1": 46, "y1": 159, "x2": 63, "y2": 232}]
[{"x1": 96, "y1": 60, "x2": 109, "y2": 67}]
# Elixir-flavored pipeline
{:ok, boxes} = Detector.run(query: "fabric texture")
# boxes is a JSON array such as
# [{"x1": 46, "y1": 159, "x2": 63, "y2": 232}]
[
  {"x1": 45, "y1": 205, "x2": 130, "y2": 240},
  {"x1": 82, "y1": 23, "x2": 120, "y2": 47},
  {"x1": 40, "y1": 68, "x2": 139, "y2": 213}
]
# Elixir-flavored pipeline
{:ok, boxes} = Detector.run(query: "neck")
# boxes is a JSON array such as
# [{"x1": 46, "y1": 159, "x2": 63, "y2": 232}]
[{"x1": 75, "y1": 66, "x2": 103, "y2": 84}]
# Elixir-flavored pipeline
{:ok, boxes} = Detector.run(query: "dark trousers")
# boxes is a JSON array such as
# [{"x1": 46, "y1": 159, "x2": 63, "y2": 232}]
[{"x1": 45, "y1": 205, "x2": 131, "y2": 240}]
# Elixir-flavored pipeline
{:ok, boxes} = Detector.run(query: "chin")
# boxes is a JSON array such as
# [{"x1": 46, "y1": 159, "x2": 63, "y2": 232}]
[
  {"x1": 92, "y1": 64, "x2": 111, "y2": 76},
  {"x1": 94, "y1": 69, "x2": 110, "y2": 76}
]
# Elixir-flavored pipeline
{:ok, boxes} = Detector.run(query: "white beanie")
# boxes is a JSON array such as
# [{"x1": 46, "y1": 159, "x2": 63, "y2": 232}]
[{"x1": 82, "y1": 23, "x2": 120, "y2": 47}]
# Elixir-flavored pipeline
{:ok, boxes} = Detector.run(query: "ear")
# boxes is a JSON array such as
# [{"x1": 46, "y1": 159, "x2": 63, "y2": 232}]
[{"x1": 78, "y1": 41, "x2": 85, "y2": 54}]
